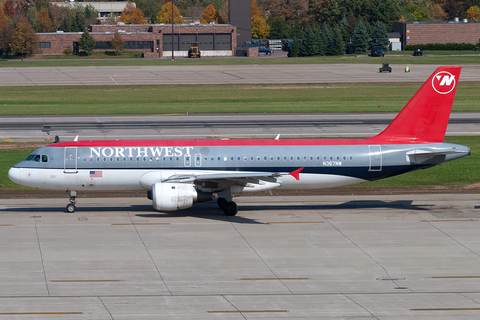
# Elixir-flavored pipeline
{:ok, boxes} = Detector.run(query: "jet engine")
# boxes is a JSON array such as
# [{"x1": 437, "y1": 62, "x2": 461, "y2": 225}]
[{"x1": 151, "y1": 182, "x2": 212, "y2": 211}]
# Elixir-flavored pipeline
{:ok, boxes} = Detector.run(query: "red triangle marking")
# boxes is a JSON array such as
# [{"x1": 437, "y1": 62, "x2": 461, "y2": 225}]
[{"x1": 289, "y1": 167, "x2": 304, "y2": 180}]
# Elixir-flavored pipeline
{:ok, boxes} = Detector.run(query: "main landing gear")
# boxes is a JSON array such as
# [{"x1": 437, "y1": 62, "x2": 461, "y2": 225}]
[
  {"x1": 66, "y1": 190, "x2": 77, "y2": 213},
  {"x1": 217, "y1": 197, "x2": 238, "y2": 216}
]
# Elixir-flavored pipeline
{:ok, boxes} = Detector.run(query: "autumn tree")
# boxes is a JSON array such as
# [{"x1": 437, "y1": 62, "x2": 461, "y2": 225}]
[
  {"x1": 109, "y1": 31, "x2": 125, "y2": 56},
  {"x1": 156, "y1": 2, "x2": 184, "y2": 24},
  {"x1": 257, "y1": 0, "x2": 308, "y2": 26},
  {"x1": 0, "y1": 9, "x2": 13, "y2": 53},
  {"x1": 9, "y1": 18, "x2": 38, "y2": 56},
  {"x1": 467, "y1": 6, "x2": 480, "y2": 21},
  {"x1": 37, "y1": 7, "x2": 53, "y2": 32},
  {"x1": 251, "y1": 1, "x2": 270, "y2": 39},
  {"x1": 200, "y1": 4, "x2": 224, "y2": 24},
  {"x1": 78, "y1": 29, "x2": 95, "y2": 56},
  {"x1": 429, "y1": 4, "x2": 447, "y2": 21},
  {"x1": 118, "y1": 1, "x2": 147, "y2": 24},
  {"x1": 49, "y1": 5, "x2": 67, "y2": 30},
  {"x1": 3, "y1": 1, "x2": 14, "y2": 20}
]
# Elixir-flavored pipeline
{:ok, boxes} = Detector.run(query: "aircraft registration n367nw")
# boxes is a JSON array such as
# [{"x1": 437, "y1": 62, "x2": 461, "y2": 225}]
[{"x1": 9, "y1": 66, "x2": 470, "y2": 216}]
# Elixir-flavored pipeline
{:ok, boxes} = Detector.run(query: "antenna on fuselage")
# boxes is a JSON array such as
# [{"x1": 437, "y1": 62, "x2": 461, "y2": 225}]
[
  {"x1": 275, "y1": 134, "x2": 280, "y2": 140},
  {"x1": 74, "y1": 135, "x2": 79, "y2": 142}
]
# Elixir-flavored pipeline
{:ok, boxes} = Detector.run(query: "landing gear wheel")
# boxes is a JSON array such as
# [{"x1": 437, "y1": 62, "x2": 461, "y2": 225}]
[
  {"x1": 217, "y1": 197, "x2": 228, "y2": 209},
  {"x1": 66, "y1": 203, "x2": 76, "y2": 213},
  {"x1": 223, "y1": 202, "x2": 238, "y2": 216},
  {"x1": 66, "y1": 190, "x2": 77, "y2": 213}
]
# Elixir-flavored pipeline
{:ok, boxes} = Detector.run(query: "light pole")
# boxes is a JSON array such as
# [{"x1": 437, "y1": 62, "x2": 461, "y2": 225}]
[{"x1": 171, "y1": 1, "x2": 174, "y2": 61}]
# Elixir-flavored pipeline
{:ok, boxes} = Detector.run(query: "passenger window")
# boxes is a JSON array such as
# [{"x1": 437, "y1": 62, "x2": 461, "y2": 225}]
[{"x1": 42, "y1": 155, "x2": 48, "y2": 162}]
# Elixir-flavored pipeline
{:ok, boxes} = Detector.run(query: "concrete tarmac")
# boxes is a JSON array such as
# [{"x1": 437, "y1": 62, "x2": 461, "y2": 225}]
[
  {"x1": 0, "y1": 194, "x2": 480, "y2": 319},
  {"x1": 0, "y1": 63, "x2": 479, "y2": 86},
  {"x1": 2, "y1": 112, "x2": 480, "y2": 142}
]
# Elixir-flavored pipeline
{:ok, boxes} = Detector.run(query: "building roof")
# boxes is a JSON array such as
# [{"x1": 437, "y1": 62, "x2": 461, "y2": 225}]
[{"x1": 50, "y1": 1, "x2": 133, "y2": 12}]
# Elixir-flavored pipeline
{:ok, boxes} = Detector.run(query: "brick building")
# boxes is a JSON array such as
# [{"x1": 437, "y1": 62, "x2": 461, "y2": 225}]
[
  {"x1": 36, "y1": 23, "x2": 237, "y2": 58},
  {"x1": 394, "y1": 20, "x2": 480, "y2": 48}
]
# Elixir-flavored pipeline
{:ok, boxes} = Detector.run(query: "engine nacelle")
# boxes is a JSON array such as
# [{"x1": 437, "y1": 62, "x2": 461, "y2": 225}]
[{"x1": 151, "y1": 182, "x2": 212, "y2": 211}]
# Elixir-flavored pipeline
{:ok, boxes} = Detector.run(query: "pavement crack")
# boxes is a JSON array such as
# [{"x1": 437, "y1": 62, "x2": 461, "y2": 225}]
[
  {"x1": 229, "y1": 221, "x2": 294, "y2": 294},
  {"x1": 32, "y1": 214, "x2": 51, "y2": 296},
  {"x1": 128, "y1": 213, "x2": 172, "y2": 295},
  {"x1": 98, "y1": 296, "x2": 114, "y2": 320},
  {"x1": 343, "y1": 294, "x2": 379, "y2": 320},
  {"x1": 318, "y1": 211, "x2": 402, "y2": 288},
  {"x1": 426, "y1": 221, "x2": 480, "y2": 258}
]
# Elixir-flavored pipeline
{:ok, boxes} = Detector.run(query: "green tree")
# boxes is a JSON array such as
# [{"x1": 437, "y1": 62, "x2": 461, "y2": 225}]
[
  {"x1": 78, "y1": 30, "x2": 96, "y2": 56},
  {"x1": 300, "y1": 23, "x2": 318, "y2": 56},
  {"x1": 371, "y1": 21, "x2": 389, "y2": 50},
  {"x1": 9, "y1": 19, "x2": 38, "y2": 56},
  {"x1": 323, "y1": 23, "x2": 334, "y2": 55},
  {"x1": 268, "y1": 18, "x2": 289, "y2": 39},
  {"x1": 328, "y1": 24, "x2": 344, "y2": 55},
  {"x1": 109, "y1": 31, "x2": 125, "y2": 56},
  {"x1": 352, "y1": 21, "x2": 368, "y2": 54},
  {"x1": 287, "y1": 38, "x2": 299, "y2": 57}
]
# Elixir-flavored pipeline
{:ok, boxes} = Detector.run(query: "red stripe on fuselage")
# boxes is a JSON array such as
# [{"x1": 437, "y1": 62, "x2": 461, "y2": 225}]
[{"x1": 49, "y1": 138, "x2": 430, "y2": 148}]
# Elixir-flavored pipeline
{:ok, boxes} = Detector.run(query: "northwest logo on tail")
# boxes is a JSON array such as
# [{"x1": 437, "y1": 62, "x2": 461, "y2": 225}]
[{"x1": 432, "y1": 71, "x2": 456, "y2": 94}]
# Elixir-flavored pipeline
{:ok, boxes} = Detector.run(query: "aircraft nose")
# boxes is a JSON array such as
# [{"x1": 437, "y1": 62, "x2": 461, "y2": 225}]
[{"x1": 8, "y1": 167, "x2": 21, "y2": 184}]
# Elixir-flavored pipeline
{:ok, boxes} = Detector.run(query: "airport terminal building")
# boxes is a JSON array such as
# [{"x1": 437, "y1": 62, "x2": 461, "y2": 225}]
[{"x1": 36, "y1": 23, "x2": 237, "y2": 58}]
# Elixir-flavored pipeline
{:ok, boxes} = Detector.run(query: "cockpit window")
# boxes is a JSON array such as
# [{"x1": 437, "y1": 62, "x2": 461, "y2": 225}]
[{"x1": 26, "y1": 154, "x2": 48, "y2": 162}]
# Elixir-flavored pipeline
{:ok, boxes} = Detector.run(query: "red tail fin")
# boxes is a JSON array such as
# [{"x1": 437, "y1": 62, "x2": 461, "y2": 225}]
[{"x1": 368, "y1": 66, "x2": 461, "y2": 143}]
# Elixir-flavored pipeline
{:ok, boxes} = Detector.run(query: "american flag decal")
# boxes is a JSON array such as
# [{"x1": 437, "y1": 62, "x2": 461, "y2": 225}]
[{"x1": 90, "y1": 171, "x2": 102, "y2": 178}]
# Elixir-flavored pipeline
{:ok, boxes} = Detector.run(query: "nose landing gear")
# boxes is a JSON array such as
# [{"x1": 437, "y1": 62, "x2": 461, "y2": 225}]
[{"x1": 66, "y1": 190, "x2": 77, "y2": 213}]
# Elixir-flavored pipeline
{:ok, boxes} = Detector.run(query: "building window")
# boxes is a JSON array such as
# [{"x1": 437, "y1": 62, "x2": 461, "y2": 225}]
[
  {"x1": 125, "y1": 41, "x2": 153, "y2": 49},
  {"x1": 95, "y1": 41, "x2": 112, "y2": 50},
  {"x1": 38, "y1": 42, "x2": 51, "y2": 48}
]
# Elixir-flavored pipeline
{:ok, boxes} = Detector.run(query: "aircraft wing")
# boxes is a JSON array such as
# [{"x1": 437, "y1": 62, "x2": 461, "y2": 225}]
[
  {"x1": 163, "y1": 168, "x2": 303, "y2": 183},
  {"x1": 164, "y1": 172, "x2": 282, "y2": 184}
]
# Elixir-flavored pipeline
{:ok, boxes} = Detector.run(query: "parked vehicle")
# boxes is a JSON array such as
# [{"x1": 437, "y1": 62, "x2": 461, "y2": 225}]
[
  {"x1": 188, "y1": 42, "x2": 201, "y2": 58},
  {"x1": 413, "y1": 46, "x2": 423, "y2": 56},
  {"x1": 239, "y1": 43, "x2": 273, "y2": 55},
  {"x1": 371, "y1": 46, "x2": 385, "y2": 57}
]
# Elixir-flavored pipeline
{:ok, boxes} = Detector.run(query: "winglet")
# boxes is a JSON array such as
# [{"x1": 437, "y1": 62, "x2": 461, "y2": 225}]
[{"x1": 289, "y1": 167, "x2": 303, "y2": 180}]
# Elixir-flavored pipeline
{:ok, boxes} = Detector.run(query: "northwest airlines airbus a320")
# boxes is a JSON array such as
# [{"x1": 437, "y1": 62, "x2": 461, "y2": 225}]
[{"x1": 9, "y1": 66, "x2": 470, "y2": 216}]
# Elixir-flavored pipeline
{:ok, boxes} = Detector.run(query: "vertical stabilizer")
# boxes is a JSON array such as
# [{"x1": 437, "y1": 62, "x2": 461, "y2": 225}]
[{"x1": 368, "y1": 66, "x2": 461, "y2": 143}]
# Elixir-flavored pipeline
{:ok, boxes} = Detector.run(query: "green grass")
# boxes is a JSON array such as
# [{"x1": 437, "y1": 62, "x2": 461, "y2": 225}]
[
  {"x1": 0, "y1": 136, "x2": 478, "y2": 191},
  {"x1": 1, "y1": 81, "x2": 480, "y2": 115},
  {"x1": 1, "y1": 51, "x2": 480, "y2": 67}
]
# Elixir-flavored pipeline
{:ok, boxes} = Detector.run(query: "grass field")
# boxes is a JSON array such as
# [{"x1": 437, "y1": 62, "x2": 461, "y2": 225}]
[
  {"x1": 0, "y1": 136, "x2": 477, "y2": 191},
  {"x1": 1, "y1": 81, "x2": 480, "y2": 115},
  {"x1": 1, "y1": 51, "x2": 480, "y2": 67}
]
